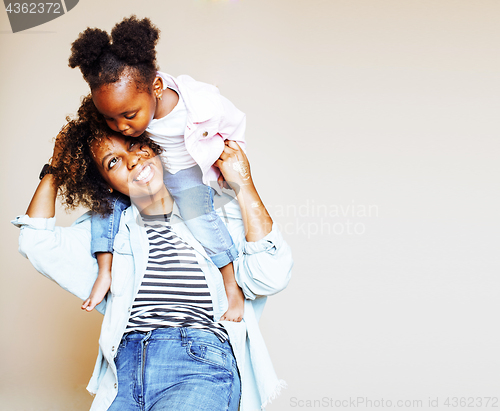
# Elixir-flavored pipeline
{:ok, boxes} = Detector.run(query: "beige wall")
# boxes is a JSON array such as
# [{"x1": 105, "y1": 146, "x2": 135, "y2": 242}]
[{"x1": 1, "y1": 1, "x2": 499, "y2": 410}]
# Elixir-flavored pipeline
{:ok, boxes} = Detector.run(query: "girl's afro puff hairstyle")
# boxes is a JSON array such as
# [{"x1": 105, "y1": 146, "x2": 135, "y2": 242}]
[
  {"x1": 52, "y1": 95, "x2": 163, "y2": 215},
  {"x1": 69, "y1": 15, "x2": 160, "y2": 92}
]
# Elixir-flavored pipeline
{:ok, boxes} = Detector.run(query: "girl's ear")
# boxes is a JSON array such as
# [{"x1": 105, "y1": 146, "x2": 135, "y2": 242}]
[{"x1": 153, "y1": 76, "x2": 163, "y2": 100}]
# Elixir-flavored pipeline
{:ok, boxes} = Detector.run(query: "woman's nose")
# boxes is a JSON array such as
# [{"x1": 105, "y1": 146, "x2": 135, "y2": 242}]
[{"x1": 127, "y1": 153, "x2": 140, "y2": 169}]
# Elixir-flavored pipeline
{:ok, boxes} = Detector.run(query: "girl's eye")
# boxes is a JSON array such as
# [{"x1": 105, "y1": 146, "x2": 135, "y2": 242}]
[{"x1": 125, "y1": 113, "x2": 136, "y2": 120}]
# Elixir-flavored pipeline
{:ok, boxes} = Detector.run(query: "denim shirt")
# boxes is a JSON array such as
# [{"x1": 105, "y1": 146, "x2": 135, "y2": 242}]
[{"x1": 12, "y1": 195, "x2": 293, "y2": 411}]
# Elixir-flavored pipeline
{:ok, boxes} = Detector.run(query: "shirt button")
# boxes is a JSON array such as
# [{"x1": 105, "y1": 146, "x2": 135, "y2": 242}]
[
  {"x1": 128, "y1": 308, "x2": 131, "y2": 312},
  {"x1": 114, "y1": 383, "x2": 117, "y2": 389},
  {"x1": 203, "y1": 131, "x2": 208, "y2": 137},
  {"x1": 112, "y1": 346, "x2": 115, "y2": 351}
]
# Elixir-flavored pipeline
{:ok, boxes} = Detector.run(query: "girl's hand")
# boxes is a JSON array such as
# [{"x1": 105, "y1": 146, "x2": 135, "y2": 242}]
[{"x1": 215, "y1": 141, "x2": 253, "y2": 192}]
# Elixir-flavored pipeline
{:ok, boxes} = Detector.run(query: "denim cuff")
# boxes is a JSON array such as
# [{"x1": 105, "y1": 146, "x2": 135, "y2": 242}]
[
  {"x1": 210, "y1": 243, "x2": 238, "y2": 268},
  {"x1": 90, "y1": 237, "x2": 114, "y2": 257}
]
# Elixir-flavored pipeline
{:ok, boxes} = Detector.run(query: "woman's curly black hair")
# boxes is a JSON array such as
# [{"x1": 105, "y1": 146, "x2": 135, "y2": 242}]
[
  {"x1": 69, "y1": 15, "x2": 160, "y2": 92},
  {"x1": 52, "y1": 95, "x2": 163, "y2": 215}
]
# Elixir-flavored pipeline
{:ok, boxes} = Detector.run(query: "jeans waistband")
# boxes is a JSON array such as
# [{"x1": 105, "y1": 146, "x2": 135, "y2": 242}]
[{"x1": 123, "y1": 327, "x2": 228, "y2": 348}]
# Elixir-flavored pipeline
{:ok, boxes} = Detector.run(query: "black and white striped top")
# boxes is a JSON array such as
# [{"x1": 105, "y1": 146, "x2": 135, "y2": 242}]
[{"x1": 125, "y1": 213, "x2": 227, "y2": 341}]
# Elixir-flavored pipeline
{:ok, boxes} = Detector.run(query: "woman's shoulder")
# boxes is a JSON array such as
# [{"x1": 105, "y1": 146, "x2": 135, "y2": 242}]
[{"x1": 72, "y1": 211, "x2": 93, "y2": 226}]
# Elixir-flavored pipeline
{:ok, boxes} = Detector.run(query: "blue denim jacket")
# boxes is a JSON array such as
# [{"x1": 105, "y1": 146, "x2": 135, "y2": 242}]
[{"x1": 12, "y1": 195, "x2": 293, "y2": 411}]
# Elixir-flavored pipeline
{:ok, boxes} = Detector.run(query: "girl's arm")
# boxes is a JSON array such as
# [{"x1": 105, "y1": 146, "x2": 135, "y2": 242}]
[{"x1": 216, "y1": 140, "x2": 272, "y2": 242}]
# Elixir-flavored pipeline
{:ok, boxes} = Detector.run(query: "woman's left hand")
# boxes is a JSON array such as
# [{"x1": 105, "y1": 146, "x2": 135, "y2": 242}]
[{"x1": 215, "y1": 141, "x2": 253, "y2": 192}]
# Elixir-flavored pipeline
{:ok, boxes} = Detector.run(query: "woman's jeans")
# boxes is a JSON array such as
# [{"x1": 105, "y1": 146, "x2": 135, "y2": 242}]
[
  {"x1": 91, "y1": 165, "x2": 237, "y2": 268},
  {"x1": 107, "y1": 328, "x2": 241, "y2": 411}
]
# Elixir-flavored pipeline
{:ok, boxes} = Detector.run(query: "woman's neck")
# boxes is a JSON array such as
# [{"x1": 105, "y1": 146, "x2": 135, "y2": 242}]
[{"x1": 132, "y1": 187, "x2": 174, "y2": 216}]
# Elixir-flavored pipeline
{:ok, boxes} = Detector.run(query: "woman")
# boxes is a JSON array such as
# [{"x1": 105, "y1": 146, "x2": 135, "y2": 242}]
[{"x1": 13, "y1": 97, "x2": 292, "y2": 411}]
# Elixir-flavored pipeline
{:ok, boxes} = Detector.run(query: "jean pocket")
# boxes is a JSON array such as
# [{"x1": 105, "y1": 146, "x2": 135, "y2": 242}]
[
  {"x1": 186, "y1": 341, "x2": 231, "y2": 372},
  {"x1": 114, "y1": 339, "x2": 128, "y2": 369}
]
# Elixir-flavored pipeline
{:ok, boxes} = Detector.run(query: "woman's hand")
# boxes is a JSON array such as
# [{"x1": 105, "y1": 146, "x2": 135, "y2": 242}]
[
  {"x1": 216, "y1": 140, "x2": 273, "y2": 242},
  {"x1": 215, "y1": 141, "x2": 253, "y2": 192}
]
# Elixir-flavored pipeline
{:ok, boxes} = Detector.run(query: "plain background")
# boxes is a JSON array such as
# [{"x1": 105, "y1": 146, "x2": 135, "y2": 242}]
[{"x1": 1, "y1": 0, "x2": 499, "y2": 410}]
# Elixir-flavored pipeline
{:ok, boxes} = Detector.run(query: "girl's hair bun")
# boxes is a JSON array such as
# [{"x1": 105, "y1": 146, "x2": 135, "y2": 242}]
[
  {"x1": 68, "y1": 28, "x2": 111, "y2": 80},
  {"x1": 69, "y1": 16, "x2": 160, "y2": 90},
  {"x1": 110, "y1": 16, "x2": 160, "y2": 66}
]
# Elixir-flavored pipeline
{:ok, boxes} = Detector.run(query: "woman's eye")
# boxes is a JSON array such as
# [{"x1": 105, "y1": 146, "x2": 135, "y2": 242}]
[
  {"x1": 108, "y1": 158, "x2": 118, "y2": 170},
  {"x1": 125, "y1": 113, "x2": 136, "y2": 120}
]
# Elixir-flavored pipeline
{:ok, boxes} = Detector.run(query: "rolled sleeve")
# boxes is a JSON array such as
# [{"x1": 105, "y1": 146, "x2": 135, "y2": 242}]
[
  {"x1": 12, "y1": 213, "x2": 105, "y2": 314},
  {"x1": 11, "y1": 215, "x2": 56, "y2": 231},
  {"x1": 234, "y1": 224, "x2": 293, "y2": 300}
]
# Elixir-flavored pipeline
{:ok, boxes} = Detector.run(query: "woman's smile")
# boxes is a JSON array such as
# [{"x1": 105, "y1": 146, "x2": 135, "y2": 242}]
[
  {"x1": 90, "y1": 135, "x2": 166, "y2": 202},
  {"x1": 132, "y1": 162, "x2": 155, "y2": 184}
]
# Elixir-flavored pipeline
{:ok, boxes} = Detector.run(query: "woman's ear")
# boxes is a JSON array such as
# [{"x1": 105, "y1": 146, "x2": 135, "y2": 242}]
[{"x1": 153, "y1": 77, "x2": 163, "y2": 100}]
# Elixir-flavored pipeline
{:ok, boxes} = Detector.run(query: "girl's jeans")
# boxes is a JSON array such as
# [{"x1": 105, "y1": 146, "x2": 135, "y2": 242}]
[
  {"x1": 107, "y1": 327, "x2": 241, "y2": 411},
  {"x1": 90, "y1": 165, "x2": 237, "y2": 268}
]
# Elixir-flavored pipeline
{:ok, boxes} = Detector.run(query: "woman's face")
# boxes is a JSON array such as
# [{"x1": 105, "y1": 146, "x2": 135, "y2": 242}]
[{"x1": 90, "y1": 134, "x2": 166, "y2": 204}]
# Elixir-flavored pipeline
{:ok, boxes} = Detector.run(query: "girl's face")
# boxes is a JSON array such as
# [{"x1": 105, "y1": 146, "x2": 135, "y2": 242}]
[
  {"x1": 92, "y1": 75, "x2": 157, "y2": 138},
  {"x1": 90, "y1": 135, "x2": 167, "y2": 205}
]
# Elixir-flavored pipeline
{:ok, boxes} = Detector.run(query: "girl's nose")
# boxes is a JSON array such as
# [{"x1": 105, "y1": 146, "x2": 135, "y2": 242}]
[{"x1": 116, "y1": 119, "x2": 130, "y2": 133}]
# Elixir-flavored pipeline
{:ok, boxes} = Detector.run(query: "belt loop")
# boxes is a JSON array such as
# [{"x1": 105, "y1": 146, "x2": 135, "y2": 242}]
[{"x1": 180, "y1": 328, "x2": 188, "y2": 346}]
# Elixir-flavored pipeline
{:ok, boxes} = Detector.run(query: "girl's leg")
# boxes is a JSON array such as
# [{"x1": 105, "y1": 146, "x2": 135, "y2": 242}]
[
  {"x1": 164, "y1": 166, "x2": 244, "y2": 321},
  {"x1": 86, "y1": 196, "x2": 131, "y2": 311},
  {"x1": 90, "y1": 195, "x2": 131, "y2": 257},
  {"x1": 163, "y1": 165, "x2": 237, "y2": 267},
  {"x1": 81, "y1": 252, "x2": 113, "y2": 311}
]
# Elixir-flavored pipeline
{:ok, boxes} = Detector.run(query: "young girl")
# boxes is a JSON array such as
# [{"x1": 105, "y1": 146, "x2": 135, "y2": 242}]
[{"x1": 69, "y1": 16, "x2": 246, "y2": 321}]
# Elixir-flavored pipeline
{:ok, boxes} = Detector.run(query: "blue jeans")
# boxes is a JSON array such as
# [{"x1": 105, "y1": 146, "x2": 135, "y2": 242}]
[
  {"x1": 108, "y1": 328, "x2": 241, "y2": 411},
  {"x1": 91, "y1": 165, "x2": 237, "y2": 268}
]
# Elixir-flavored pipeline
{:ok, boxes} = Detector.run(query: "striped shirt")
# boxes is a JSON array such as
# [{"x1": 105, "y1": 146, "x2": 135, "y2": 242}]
[{"x1": 125, "y1": 213, "x2": 227, "y2": 341}]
